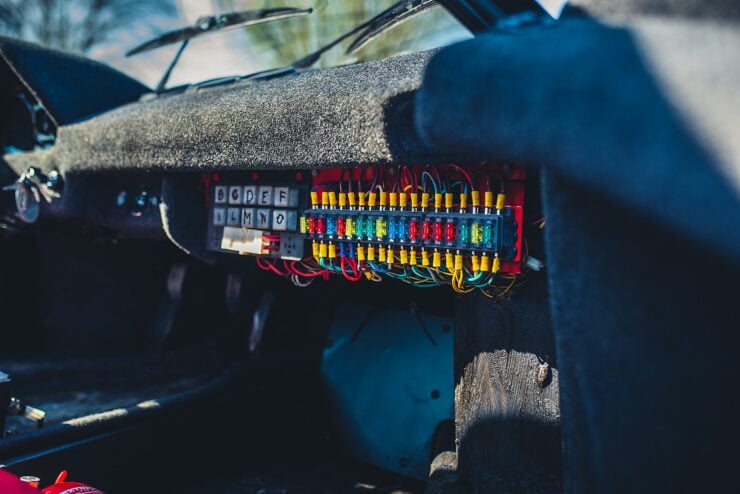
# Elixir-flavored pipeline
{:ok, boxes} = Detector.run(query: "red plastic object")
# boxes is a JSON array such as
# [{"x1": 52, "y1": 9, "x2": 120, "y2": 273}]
[
  {"x1": 0, "y1": 470, "x2": 104, "y2": 494},
  {"x1": 408, "y1": 219, "x2": 419, "y2": 241},
  {"x1": 432, "y1": 221, "x2": 443, "y2": 244},
  {"x1": 337, "y1": 217, "x2": 346, "y2": 237},
  {"x1": 445, "y1": 221, "x2": 456, "y2": 244},
  {"x1": 0, "y1": 470, "x2": 38, "y2": 494}
]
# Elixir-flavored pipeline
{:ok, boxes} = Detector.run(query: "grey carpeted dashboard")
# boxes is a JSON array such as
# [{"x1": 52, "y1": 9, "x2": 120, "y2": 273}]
[{"x1": 3, "y1": 49, "x2": 447, "y2": 177}]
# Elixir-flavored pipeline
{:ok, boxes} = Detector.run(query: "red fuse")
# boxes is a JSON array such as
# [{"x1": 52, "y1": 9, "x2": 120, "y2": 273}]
[
  {"x1": 445, "y1": 221, "x2": 456, "y2": 244},
  {"x1": 422, "y1": 220, "x2": 432, "y2": 241},
  {"x1": 337, "y1": 217, "x2": 346, "y2": 237},
  {"x1": 307, "y1": 216, "x2": 316, "y2": 234},
  {"x1": 409, "y1": 219, "x2": 419, "y2": 240},
  {"x1": 433, "y1": 221, "x2": 443, "y2": 244},
  {"x1": 317, "y1": 216, "x2": 327, "y2": 235}
]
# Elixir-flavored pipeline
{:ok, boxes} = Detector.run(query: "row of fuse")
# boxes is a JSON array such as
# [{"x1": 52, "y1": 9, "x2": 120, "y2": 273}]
[
  {"x1": 309, "y1": 241, "x2": 503, "y2": 273},
  {"x1": 301, "y1": 214, "x2": 498, "y2": 248},
  {"x1": 299, "y1": 190, "x2": 507, "y2": 249}
]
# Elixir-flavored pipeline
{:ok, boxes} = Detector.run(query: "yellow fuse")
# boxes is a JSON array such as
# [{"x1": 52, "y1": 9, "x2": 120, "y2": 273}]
[
  {"x1": 445, "y1": 252, "x2": 454, "y2": 270},
  {"x1": 312, "y1": 241, "x2": 319, "y2": 260},
  {"x1": 484, "y1": 191, "x2": 494, "y2": 209},
  {"x1": 421, "y1": 193, "x2": 430, "y2": 210},
  {"x1": 409, "y1": 249, "x2": 418, "y2": 265},
  {"x1": 459, "y1": 193, "x2": 468, "y2": 211},
  {"x1": 471, "y1": 190, "x2": 481, "y2": 207},
  {"x1": 454, "y1": 254, "x2": 464, "y2": 271},
  {"x1": 492, "y1": 256, "x2": 501, "y2": 273},
  {"x1": 434, "y1": 193, "x2": 443, "y2": 210},
  {"x1": 421, "y1": 249, "x2": 430, "y2": 266},
  {"x1": 328, "y1": 243, "x2": 338, "y2": 259},
  {"x1": 376, "y1": 218, "x2": 387, "y2": 239},
  {"x1": 387, "y1": 247, "x2": 394, "y2": 265},
  {"x1": 496, "y1": 193, "x2": 506, "y2": 211},
  {"x1": 348, "y1": 192, "x2": 356, "y2": 207},
  {"x1": 399, "y1": 192, "x2": 407, "y2": 209},
  {"x1": 410, "y1": 192, "x2": 419, "y2": 209},
  {"x1": 357, "y1": 245, "x2": 366, "y2": 261},
  {"x1": 345, "y1": 217, "x2": 355, "y2": 237},
  {"x1": 379, "y1": 191, "x2": 387, "y2": 208},
  {"x1": 299, "y1": 216, "x2": 307, "y2": 234},
  {"x1": 338, "y1": 193, "x2": 347, "y2": 208},
  {"x1": 480, "y1": 255, "x2": 490, "y2": 272},
  {"x1": 432, "y1": 251, "x2": 442, "y2": 268},
  {"x1": 389, "y1": 192, "x2": 398, "y2": 208},
  {"x1": 378, "y1": 246, "x2": 387, "y2": 263},
  {"x1": 310, "y1": 191, "x2": 319, "y2": 207},
  {"x1": 445, "y1": 193, "x2": 454, "y2": 210},
  {"x1": 471, "y1": 255, "x2": 481, "y2": 273},
  {"x1": 328, "y1": 191, "x2": 338, "y2": 208},
  {"x1": 367, "y1": 245, "x2": 376, "y2": 261},
  {"x1": 400, "y1": 249, "x2": 408, "y2": 265},
  {"x1": 358, "y1": 193, "x2": 366, "y2": 207},
  {"x1": 318, "y1": 242, "x2": 328, "y2": 259},
  {"x1": 471, "y1": 223, "x2": 483, "y2": 245},
  {"x1": 368, "y1": 192, "x2": 377, "y2": 208}
]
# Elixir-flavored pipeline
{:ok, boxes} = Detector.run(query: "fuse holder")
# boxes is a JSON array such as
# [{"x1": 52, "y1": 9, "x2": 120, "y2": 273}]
[
  {"x1": 471, "y1": 255, "x2": 480, "y2": 273},
  {"x1": 400, "y1": 249, "x2": 408, "y2": 265},
  {"x1": 460, "y1": 193, "x2": 468, "y2": 211},
  {"x1": 409, "y1": 249, "x2": 417, "y2": 265},
  {"x1": 421, "y1": 193, "x2": 430, "y2": 210},
  {"x1": 379, "y1": 191, "x2": 387, "y2": 208},
  {"x1": 319, "y1": 242, "x2": 328, "y2": 259},
  {"x1": 310, "y1": 191, "x2": 319, "y2": 207},
  {"x1": 367, "y1": 245, "x2": 376, "y2": 261},
  {"x1": 348, "y1": 192, "x2": 356, "y2": 207},
  {"x1": 368, "y1": 192, "x2": 377, "y2": 208},
  {"x1": 421, "y1": 249, "x2": 430, "y2": 266},
  {"x1": 328, "y1": 191, "x2": 338, "y2": 208},
  {"x1": 432, "y1": 251, "x2": 442, "y2": 268},
  {"x1": 445, "y1": 252, "x2": 454, "y2": 270},
  {"x1": 492, "y1": 256, "x2": 501, "y2": 273},
  {"x1": 496, "y1": 193, "x2": 506, "y2": 211},
  {"x1": 357, "y1": 245, "x2": 366, "y2": 261},
  {"x1": 484, "y1": 191, "x2": 494, "y2": 209},
  {"x1": 471, "y1": 190, "x2": 481, "y2": 208},
  {"x1": 399, "y1": 192, "x2": 407, "y2": 208},
  {"x1": 328, "y1": 243, "x2": 338, "y2": 259},
  {"x1": 410, "y1": 192, "x2": 419, "y2": 209},
  {"x1": 445, "y1": 193, "x2": 454, "y2": 210},
  {"x1": 480, "y1": 255, "x2": 490, "y2": 272},
  {"x1": 434, "y1": 193, "x2": 443, "y2": 210},
  {"x1": 454, "y1": 254, "x2": 464, "y2": 271},
  {"x1": 338, "y1": 193, "x2": 347, "y2": 208},
  {"x1": 378, "y1": 246, "x2": 387, "y2": 263}
]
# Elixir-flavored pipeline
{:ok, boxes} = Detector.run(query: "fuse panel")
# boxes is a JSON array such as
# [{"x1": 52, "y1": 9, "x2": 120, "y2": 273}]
[
  {"x1": 206, "y1": 171, "x2": 309, "y2": 260},
  {"x1": 205, "y1": 164, "x2": 529, "y2": 296}
]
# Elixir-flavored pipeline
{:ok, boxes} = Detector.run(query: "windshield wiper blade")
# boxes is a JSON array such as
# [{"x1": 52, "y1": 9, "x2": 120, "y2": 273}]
[
  {"x1": 346, "y1": 0, "x2": 439, "y2": 56},
  {"x1": 126, "y1": 7, "x2": 312, "y2": 57},
  {"x1": 291, "y1": 0, "x2": 433, "y2": 70}
]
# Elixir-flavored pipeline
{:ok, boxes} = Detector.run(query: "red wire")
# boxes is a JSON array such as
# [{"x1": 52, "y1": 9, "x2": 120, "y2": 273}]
[
  {"x1": 255, "y1": 257, "x2": 285, "y2": 276},
  {"x1": 340, "y1": 256, "x2": 362, "y2": 282}
]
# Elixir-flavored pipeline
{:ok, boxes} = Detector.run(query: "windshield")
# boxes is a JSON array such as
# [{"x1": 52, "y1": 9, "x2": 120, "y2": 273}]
[{"x1": 99, "y1": 0, "x2": 472, "y2": 88}]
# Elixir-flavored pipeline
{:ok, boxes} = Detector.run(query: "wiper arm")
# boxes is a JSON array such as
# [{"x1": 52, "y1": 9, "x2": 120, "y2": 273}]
[
  {"x1": 291, "y1": 0, "x2": 435, "y2": 70},
  {"x1": 346, "y1": 0, "x2": 439, "y2": 56},
  {"x1": 126, "y1": 7, "x2": 312, "y2": 57}
]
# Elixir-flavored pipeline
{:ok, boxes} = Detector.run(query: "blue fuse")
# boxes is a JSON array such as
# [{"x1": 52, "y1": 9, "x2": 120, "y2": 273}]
[
  {"x1": 327, "y1": 216, "x2": 337, "y2": 236},
  {"x1": 388, "y1": 217, "x2": 397, "y2": 241},
  {"x1": 397, "y1": 217, "x2": 408, "y2": 241}
]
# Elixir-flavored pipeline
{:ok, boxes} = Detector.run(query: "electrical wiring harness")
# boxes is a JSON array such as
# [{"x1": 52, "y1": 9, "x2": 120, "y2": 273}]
[{"x1": 207, "y1": 164, "x2": 532, "y2": 297}]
